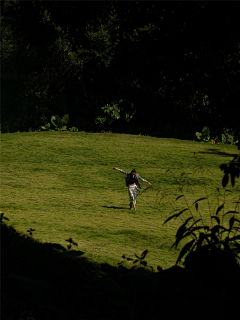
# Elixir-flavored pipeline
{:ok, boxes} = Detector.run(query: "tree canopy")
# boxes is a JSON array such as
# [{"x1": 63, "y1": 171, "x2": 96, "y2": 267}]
[{"x1": 1, "y1": 1, "x2": 240, "y2": 137}]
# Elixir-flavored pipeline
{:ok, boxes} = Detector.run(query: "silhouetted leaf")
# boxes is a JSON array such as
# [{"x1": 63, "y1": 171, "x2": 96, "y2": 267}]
[
  {"x1": 190, "y1": 226, "x2": 209, "y2": 233},
  {"x1": 229, "y1": 216, "x2": 235, "y2": 232},
  {"x1": 126, "y1": 257, "x2": 133, "y2": 261},
  {"x1": 133, "y1": 259, "x2": 139, "y2": 264},
  {"x1": 164, "y1": 208, "x2": 189, "y2": 224},
  {"x1": 140, "y1": 261, "x2": 147, "y2": 266},
  {"x1": 216, "y1": 204, "x2": 224, "y2": 216},
  {"x1": 211, "y1": 216, "x2": 220, "y2": 225},
  {"x1": 175, "y1": 217, "x2": 193, "y2": 239},
  {"x1": 222, "y1": 173, "x2": 229, "y2": 188},
  {"x1": 223, "y1": 211, "x2": 239, "y2": 216},
  {"x1": 229, "y1": 235, "x2": 240, "y2": 241},
  {"x1": 196, "y1": 232, "x2": 206, "y2": 249},
  {"x1": 66, "y1": 237, "x2": 73, "y2": 243},
  {"x1": 134, "y1": 253, "x2": 141, "y2": 259},
  {"x1": 141, "y1": 250, "x2": 148, "y2": 258},
  {"x1": 211, "y1": 225, "x2": 228, "y2": 234},
  {"x1": 122, "y1": 255, "x2": 126, "y2": 259},
  {"x1": 219, "y1": 164, "x2": 228, "y2": 172},
  {"x1": 211, "y1": 233, "x2": 220, "y2": 244},
  {"x1": 176, "y1": 195, "x2": 184, "y2": 201},
  {"x1": 231, "y1": 172, "x2": 235, "y2": 187},
  {"x1": 176, "y1": 239, "x2": 195, "y2": 264},
  {"x1": 195, "y1": 203, "x2": 198, "y2": 211},
  {"x1": 157, "y1": 265, "x2": 162, "y2": 272},
  {"x1": 192, "y1": 197, "x2": 207, "y2": 204}
]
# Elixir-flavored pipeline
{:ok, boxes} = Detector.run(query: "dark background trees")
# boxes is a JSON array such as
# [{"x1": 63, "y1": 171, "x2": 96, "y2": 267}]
[{"x1": 1, "y1": 1, "x2": 240, "y2": 138}]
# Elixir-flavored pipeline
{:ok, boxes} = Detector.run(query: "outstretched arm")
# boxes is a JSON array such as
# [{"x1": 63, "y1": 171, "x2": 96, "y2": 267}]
[
  {"x1": 112, "y1": 167, "x2": 122, "y2": 172},
  {"x1": 143, "y1": 179, "x2": 153, "y2": 187}
]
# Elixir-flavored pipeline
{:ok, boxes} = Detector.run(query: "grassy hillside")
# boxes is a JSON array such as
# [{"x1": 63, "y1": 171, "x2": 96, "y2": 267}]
[{"x1": 1, "y1": 131, "x2": 239, "y2": 269}]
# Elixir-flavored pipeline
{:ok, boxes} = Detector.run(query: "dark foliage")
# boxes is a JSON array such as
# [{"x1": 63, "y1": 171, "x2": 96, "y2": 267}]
[
  {"x1": 1, "y1": 2, "x2": 240, "y2": 137},
  {"x1": 2, "y1": 214, "x2": 240, "y2": 320}
]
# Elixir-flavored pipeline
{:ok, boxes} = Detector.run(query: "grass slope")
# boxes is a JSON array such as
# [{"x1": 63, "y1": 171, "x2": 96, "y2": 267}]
[{"x1": 1, "y1": 132, "x2": 239, "y2": 269}]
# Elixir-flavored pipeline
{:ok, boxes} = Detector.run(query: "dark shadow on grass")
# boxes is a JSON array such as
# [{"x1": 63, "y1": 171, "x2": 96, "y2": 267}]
[
  {"x1": 197, "y1": 148, "x2": 236, "y2": 157},
  {"x1": 102, "y1": 205, "x2": 127, "y2": 209},
  {"x1": 2, "y1": 217, "x2": 240, "y2": 320}
]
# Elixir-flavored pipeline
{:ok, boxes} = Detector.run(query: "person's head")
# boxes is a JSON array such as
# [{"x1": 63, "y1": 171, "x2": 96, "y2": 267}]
[{"x1": 131, "y1": 169, "x2": 136, "y2": 176}]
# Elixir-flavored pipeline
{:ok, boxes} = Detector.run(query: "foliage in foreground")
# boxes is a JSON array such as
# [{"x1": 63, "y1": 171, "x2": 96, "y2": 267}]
[{"x1": 164, "y1": 144, "x2": 240, "y2": 273}]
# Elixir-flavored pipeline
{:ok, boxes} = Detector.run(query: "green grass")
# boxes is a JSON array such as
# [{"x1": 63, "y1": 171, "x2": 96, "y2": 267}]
[{"x1": 1, "y1": 131, "x2": 239, "y2": 269}]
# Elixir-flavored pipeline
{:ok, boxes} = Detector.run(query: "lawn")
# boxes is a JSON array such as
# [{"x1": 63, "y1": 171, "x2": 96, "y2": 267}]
[{"x1": 1, "y1": 131, "x2": 239, "y2": 269}]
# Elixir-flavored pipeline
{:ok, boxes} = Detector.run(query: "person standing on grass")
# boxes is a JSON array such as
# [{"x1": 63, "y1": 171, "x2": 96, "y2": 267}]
[{"x1": 112, "y1": 167, "x2": 152, "y2": 211}]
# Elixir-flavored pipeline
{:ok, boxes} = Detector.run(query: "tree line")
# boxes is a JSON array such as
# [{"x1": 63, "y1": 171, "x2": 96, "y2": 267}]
[{"x1": 1, "y1": 1, "x2": 240, "y2": 139}]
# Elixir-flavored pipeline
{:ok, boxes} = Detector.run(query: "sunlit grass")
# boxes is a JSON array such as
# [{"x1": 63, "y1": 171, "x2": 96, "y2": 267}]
[{"x1": 1, "y1": 131, "x2": 239, "y2": 269}]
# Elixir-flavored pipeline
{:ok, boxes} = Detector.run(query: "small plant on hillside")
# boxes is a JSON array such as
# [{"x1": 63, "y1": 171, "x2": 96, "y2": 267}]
[
  {"x1": 195, "y1": 126, "x2": 238, "y2": 145},
  {"x1": 51, "y1": 114, "x2": 69, "y2": 131},
  {"x1": 195, "y1": 126, "x2": 210, "y2": 142},
  {"x1": 40, "y1": 123, "x2": 51, "y2": 131},
  {"x1": 27, "y1": 227, "x2": 35, "y2": 236},
  {"x1": 118, "y1": 249, "x2": 162, "y2": 272},
  {"x1": 69, "y1": 126, "x2": 78, "y2": 132}
]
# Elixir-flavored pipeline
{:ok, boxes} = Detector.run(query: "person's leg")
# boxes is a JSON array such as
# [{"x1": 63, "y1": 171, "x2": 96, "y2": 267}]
[{"x1": 129, "y1": 187, "x2": 133, "y2": 210}]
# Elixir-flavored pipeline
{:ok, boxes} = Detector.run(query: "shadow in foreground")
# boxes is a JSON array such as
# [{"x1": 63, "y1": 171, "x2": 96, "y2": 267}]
[{"x1": 2, "y1": 218, "x2": 240, "y2": 320}]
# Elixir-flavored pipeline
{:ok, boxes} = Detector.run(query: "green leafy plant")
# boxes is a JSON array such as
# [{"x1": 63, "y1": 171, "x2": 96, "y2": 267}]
[
  {"x1": 40, "y1": 123, "x2": 51, "y2": 131},
  {"x1": 195, "y1": 126, "x2": 210, "y2": 142},
  {"x1": 164, "y1": 196, "x2": 240, "y2": 265},
  {"x1": 164, "y1": 152, "x2": 240, "y2": 269},
  {"x1": 65, "y1": 237, "x2": 78, "y2": 250},
  {"x1": 27, "y1": 227, "x2": 35, "y2": 236},
  {"x1": 69, "y1": 126, "x2": 78, "y2": 132},
  {"x1": 118, "y1": 250, "x2": 162, "y2": 272},
  {"x1": 51, "y1": 114, "x2": 69, "y2": 131}
]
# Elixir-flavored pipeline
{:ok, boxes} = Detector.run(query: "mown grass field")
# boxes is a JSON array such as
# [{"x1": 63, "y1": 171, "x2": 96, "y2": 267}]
[{"x1": 1, "y1": 131, "x2": 239, "y2": 270}]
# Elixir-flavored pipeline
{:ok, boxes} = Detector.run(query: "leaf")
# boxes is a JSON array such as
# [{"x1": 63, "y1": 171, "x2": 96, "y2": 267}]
[
  {"x1": 190, "y1": 226, "x2": 209, "y2": 233},
  {"x1": 223, "y1": 211, "x2": 239, "y2": 216},
  {"x1": 219, "y1": 164, "x2": 228, "y2": 172},
  {"x1": 134, "y1": 253, "x2": 141, "y2": 259},
  {"x1": 140, "y1": 261, "x2": 147, "y2": 266},
  {"x1": 157, "y1": 265, "x2": 163, "y2": 272},
  {"x1": 133, "y1": 259, "x2": 139, "y2": 264},
  {"x1": 229, "y1": 216, "x2": 235, "y2": 232},
  {"x1": 122, "y1": 255, "x2": 126, "y2": 259},
  {"x1": 211, "y1": 216, "x2": 220, "y2": 225},
  {"x1": 176, "y1": 195, "x2": 184, "y2": 201},
  {"x1": 176, "y1": 239, "x2": 195, "y2": 265},
  {"x1": 192, "y1": 197, "x2": 207, "y2": 204},
  {"x1": 62, "y1": 114, "x2": 69, "y2": 125},
  {"x1": 211, "y1": 225, "x2": 228, "y2": 235},
  {"x1": 216, "y1": 204, "x2": 224, "y2": 216},
  {"x1": 174, "y1": 217, "x2": 194, "y2": 248},
  {"x1": 196, "y1": 232, "x2": 206, "y2": 249},
  {"x1": 222, "y1": 173, "x2": 229, "y2": 188},
  {"x1": 229, "y1": 235, "x2": 240, "y2": 242},
  {"x1": 164, "y1": 208, "x2": 189, "y2": 224},
  {"x1": 126, "y1": 257, "x2": 133, "y2": 261},
  {"x1": 188, "y1": 219, "x2": 202, "y2": 230},
  {"x1": 141, "y1": 250, "x2": 148, "y2": 259},
  {"x1": 195, "y1": 203, "x2": 198, "y2": 211}
]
